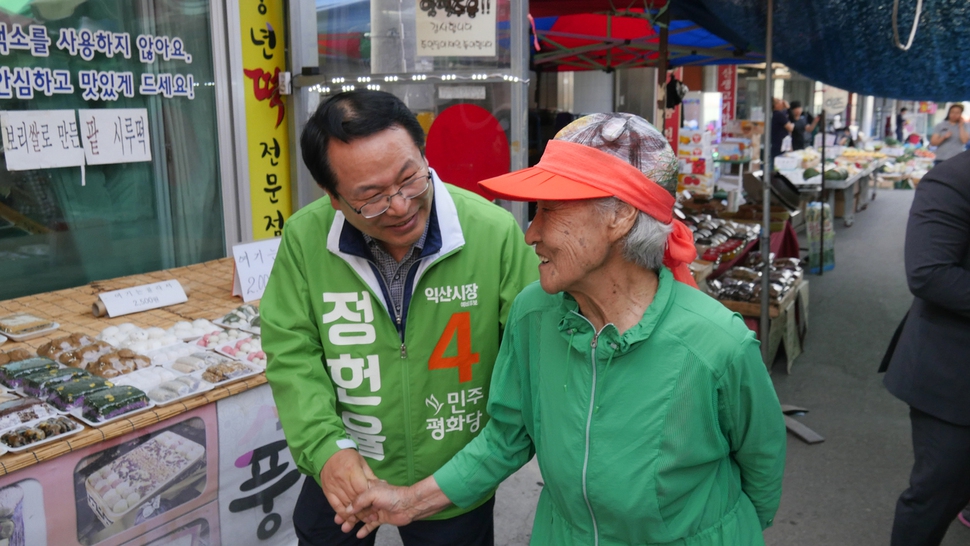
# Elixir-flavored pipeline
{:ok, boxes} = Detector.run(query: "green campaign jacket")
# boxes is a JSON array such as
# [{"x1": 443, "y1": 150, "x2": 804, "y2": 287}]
[
  {"x1": 435, "y1": 267, "x2": 787, "y2": 543},
  {"x1": 262, "y1": 173, "x2": 538, "y2": 519}
]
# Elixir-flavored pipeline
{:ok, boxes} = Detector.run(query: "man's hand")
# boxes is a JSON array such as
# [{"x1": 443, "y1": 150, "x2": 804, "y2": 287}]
[
  {"x1": 321, "y1": 449, "x2": 378, "y2": 527},
  {"x1": 344, "y1": 475, "x2": 453, "y2": 539}
]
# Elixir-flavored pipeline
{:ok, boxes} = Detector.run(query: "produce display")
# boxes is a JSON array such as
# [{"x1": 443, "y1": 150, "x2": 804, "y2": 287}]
[
  {"x1": 84, "y1": 431, "x2": 205, "y2": 526},
  {"x1": 80, "y1": 385, "x2": 150, "y2": 423},
  {"x1": 683, "y1": 214, "x2": 760, "y2": 264},
  {"x1": 708, "y1": 255, "x2": 804, "y2": 304}
]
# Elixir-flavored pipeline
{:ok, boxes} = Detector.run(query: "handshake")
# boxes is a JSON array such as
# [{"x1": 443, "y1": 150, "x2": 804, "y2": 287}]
[{"x1": 323, "y1": 449, "x2": 451, "y2": 539}]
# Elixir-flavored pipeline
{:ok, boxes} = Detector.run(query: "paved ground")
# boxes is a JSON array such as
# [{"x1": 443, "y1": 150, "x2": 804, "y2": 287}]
[{"x1": 373, "y1": 189, "x2": 970, "y2": 545}]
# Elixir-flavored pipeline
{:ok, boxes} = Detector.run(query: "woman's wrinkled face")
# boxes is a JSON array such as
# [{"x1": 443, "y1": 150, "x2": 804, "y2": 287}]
[{"x1": 525, "y1": 200, "x2": 613, "y2": 295}]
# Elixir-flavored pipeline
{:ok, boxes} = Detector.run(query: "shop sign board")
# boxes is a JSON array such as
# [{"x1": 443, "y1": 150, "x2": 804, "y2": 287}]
[
  {"x1": 217, "y1": 385, "x2": 301, "y2": 544},
  {"x1": 0, "y1": 109, "x2": 84, "y2": 170},
  {"x1": 717, "y1": 65, "x2": 737, "y2": 121},
  {"x1": 240, "y1": 0, "x2": 292, "y2": 241},
  {"x1": 822, "y1": 85, "x2": 850, "y2": 116},
  {"x1": 231, "y1": 237, "x2": 281, "y2": 302},
  {"x1": 77, "y1": 108, "x2": 152, "y2": 165},
  {"x1": 917, "y1": 101, "x2": 937, "y2": 114},
  {"x1": 416, "y1": 0, "x2": 497, "y2": 57}
]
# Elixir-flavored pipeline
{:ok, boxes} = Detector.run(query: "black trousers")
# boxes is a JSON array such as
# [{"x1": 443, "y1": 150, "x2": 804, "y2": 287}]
[
  {"x1": 891, "y1": 407, "x2": 970, "y2": 546},
  {"x1": 293, "y1": 476, "x2": 495, "y2": 546}
]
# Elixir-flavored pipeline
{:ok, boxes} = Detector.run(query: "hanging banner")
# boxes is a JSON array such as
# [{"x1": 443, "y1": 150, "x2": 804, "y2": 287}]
[
  {"x1": 0, "y1": 109, "x2": 84, "y2": 171},
  {"x1": 416, "y1": 0, "x2": 497, "y2": 57},
  {"x1": 663, "y1": 67, "x2": 684, "y2": 154},
  {"x1": 217, "y1": 385, "x2": 301, "y2": 544},
  {"x1": 240, "y1": 0, "x2": 291, "y2": 240},
  {"x1": 717, "y1": 65, "x2": 737, "y2": 121}
]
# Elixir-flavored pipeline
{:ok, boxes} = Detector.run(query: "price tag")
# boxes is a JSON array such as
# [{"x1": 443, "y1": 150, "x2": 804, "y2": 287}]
[
  {"x1": 231, "y1": 238, "x2": 281, "y2": 302},
  {"x1": 99, "y1": 280, "x2": 188, "y2": 318}
]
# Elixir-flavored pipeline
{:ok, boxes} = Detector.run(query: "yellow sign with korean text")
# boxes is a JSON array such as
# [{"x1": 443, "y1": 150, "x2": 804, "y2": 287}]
[{"x1": 240, "y1": 0, "x2": 291, "y2": 240}]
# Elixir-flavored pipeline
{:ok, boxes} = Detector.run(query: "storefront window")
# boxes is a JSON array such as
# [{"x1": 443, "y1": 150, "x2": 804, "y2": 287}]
[{"x1": 0, "y1": 1, "x2": 224, "y2": 300}]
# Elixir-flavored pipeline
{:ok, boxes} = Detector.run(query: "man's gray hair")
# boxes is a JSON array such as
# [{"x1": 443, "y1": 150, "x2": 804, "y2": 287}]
[{"x1": 595, "y1": 198, "x2": 671, "y2": 270}]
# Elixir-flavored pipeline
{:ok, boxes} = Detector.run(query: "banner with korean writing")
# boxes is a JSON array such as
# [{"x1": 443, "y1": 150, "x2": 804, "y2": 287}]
[
  {"x1": 240, "y1": 0, "x2": 291, "y2": 240},
  {"x1": 77, "y1": 108, "x2": 152, "y2": 165},
  {"x1": 717, "y1": 65, "x2": 737, "y2": 121},
  {"x1": 0, "y1": 109, "x2": 84, "y2": 171},
  {"x1": 416, "y1": 0, "x2": 497, "y2": 57},
  {"x1": 217, "y1": 384, "x2": 301, "y2": 544}
]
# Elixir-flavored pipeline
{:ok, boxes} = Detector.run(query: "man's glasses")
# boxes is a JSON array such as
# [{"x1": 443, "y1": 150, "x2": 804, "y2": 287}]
[{"x1": 340, "y1": 173, "x2": 432, "y2": 219}]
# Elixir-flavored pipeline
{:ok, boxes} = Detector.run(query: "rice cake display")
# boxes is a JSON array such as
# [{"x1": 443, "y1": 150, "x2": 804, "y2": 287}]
[
  {"x1": 0, "y1": 397, "x2": 59, "y2": 430},
  {"x1": 48, "y1": 377, "x2": 114, "y2": 411},
  {"x1": 99, "y1": 324, "x2": 179, "y2": 352},
  {"x1": 59, "y1": 341, "x2": 115, "y2": 371},
  {"x1": 0, "y1": 348, "x2": 33, "y2": 366},
  {"x1": 201, "y1": 361, "x2": 257, "y2": 385},
  {"x1": 0, "y1": 416, "x2": 79, "y2": 449},
  {"x1": 147, "y1": 376, "x2": 210, "y2": 404},
  {"x1": 80, "y1": 385, "x2": 149, "y2": 423},
  {"x1": 195, "y1": 328, "x2": 248, "y2": 350},
  {"x1": 169, "y1": 352, "x2": 232, "y2": 374},
  {"x1": 20, "y1": 368, "x2": 90, "y2": 397},
  {"x1": 87, "y1": 350, "x2": 152, "y2": 379},
  {"x1": 84, "y1": 431, "x2": 206, "y2": 526},
  {"x1": 214, "y1": 304, "x2": 259, "y2": 331},
  {"x1": 166, "y1": 319, "x2": 222, "y2": 341},
  {"x1": 0, "y1": 313, "x2": 53, "y2": 336},
  {"x1": 37, "y1": 334, "x2": 97, "y2": 361},
  {"x1": 111, "y1": 367, "x2": 177, "y2": 394},
  {"x1": 0, "y1": 358, "x2": 59, "y2": 387}
]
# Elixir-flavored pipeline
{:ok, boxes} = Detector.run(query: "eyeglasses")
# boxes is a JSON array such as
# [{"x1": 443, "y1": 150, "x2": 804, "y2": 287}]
[{"x1": 339, "y1": 173, "x2": 432, "y2": 219}]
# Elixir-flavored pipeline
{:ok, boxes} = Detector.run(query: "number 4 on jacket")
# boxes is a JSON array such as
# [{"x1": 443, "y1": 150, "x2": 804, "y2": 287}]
[{"x1": 429, "y1": 312, "x2": 479, "y2": 383}]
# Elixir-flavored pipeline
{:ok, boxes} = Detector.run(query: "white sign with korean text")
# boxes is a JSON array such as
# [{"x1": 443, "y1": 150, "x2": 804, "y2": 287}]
[
  {"x1": 78, "y1": 107, "x2": 152, "y2": 165},
  {"x1": 231, "y1": 237, "x2": 281, "y2": 302},
  {"x1": 217, "y1": 384, "x2": 301, "y2": 544},
  {"x1": 0, "y1": 109, "x2": 84, "y2": 171},
  {"x1": 415, "y1": 0, "x2": 496, "y2": 57},
  {"x1": 98, "y1": 279, "x2": 188, "y2": 317},
  {"x1": 822, "y1": 85, "x2": 850, "y2": 116}
]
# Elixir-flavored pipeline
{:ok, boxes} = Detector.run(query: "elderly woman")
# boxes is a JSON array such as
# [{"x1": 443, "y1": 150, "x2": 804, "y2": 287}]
[{"x1": 343, "y1": 113, "x2": 786, "y2": 545}]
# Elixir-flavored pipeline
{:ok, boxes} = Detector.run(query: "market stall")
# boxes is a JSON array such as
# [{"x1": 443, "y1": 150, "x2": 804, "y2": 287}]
[{"x1": 0, "y1": 259, "x2": 299, "y2": 545}]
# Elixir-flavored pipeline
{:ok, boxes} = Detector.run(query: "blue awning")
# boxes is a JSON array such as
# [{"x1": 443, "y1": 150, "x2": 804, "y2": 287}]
[{"x1": 673, "y1": 0, "x2": 970, "y2": 101}]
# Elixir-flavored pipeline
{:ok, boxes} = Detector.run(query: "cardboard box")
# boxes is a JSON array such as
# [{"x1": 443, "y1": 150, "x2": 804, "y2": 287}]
[
  {"x1": 678, "y1": 173, "x2": 715, "y2": 195},
  {"x1": 718, "y1": 138, "x2": 752, "y2": 162}
]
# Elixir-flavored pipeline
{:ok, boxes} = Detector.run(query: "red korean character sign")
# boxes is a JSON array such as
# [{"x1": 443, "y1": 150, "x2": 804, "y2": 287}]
[
  {"x1": 717, "y1": 65, "x2": 737, "y2": 121},
  {"x1": 241, "y1": 0, "x2": 291, "y2": 240}
]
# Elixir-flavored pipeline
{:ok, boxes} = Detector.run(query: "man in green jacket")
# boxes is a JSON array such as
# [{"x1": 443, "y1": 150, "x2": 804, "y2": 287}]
[
  {"x1": 344, "y1": 113, "x2": 787, "y2": 545},
  {"x1": 261, "y1": 90, "x2": 537, "y2": 545}
]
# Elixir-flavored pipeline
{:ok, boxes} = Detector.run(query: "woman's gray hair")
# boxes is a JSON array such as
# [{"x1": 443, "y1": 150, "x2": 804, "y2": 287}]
[{"x1": 595, "y1": 197, "x2": 672, "y2": 270}]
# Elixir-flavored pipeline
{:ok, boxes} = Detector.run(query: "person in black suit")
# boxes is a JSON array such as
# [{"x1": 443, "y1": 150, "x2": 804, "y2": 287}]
[{"x1": 880, "y1": 150, "x2": 970, "y2": 546}]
